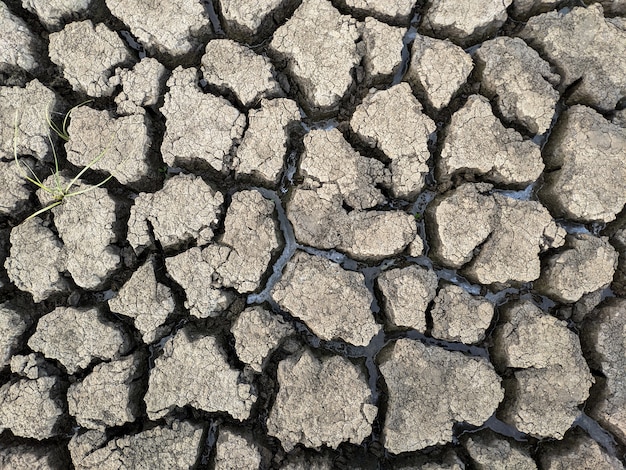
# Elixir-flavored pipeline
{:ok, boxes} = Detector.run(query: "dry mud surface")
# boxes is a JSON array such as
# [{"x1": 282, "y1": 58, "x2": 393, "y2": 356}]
[{"x1": 1, "y1": 0, "x2": 626, "y2": 468}]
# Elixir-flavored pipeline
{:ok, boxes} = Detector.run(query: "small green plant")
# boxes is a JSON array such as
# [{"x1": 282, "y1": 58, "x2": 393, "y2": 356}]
[{"x1": 13, "y1": 102, "x2": 115, "y2": 220}]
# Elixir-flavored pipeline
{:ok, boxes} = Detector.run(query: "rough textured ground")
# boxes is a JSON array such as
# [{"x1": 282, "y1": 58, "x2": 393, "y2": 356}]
[{"x1": 1, "y1": 0, "x2": 626, "y2": 468}]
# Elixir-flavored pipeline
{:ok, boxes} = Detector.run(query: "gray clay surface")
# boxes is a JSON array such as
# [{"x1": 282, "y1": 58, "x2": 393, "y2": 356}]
[{"x1": 2, "y1": 1, "x2": 626, "y2": 467}]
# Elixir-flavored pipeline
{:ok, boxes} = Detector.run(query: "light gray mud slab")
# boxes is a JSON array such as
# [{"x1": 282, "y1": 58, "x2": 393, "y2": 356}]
[
  {"x1": 538, "y1": 430, "x2": 624, "y2": 469},
  {"x1": 67, "y1": 353, "x2": 144, "y2": 430},
  {"x1": 405, "y1": 34, "x2": 473, "y2": 111},
  {"x1": 216, "y1": 0, "x2": 299, "y2": 42},
  {"x1": 0, "y1": 80, "x2": 59, "y2": 160},
  {"x1": 431, "y1": 284, "x2": 494, "y2": 344},
  {"x1": 271, "y1": 251, "x2": 381, "y2": 346},
  {"x1": 492, "y1": 301, "x2": 593, "y2": 438},
  {"x1": 201, "y1": 39, "x2": 283, "y2": 108},
  {"x1": 421, "y1": 0, "x2": 512, "y2": 46},
  {"x1": 438, "y1": 95, "x2": 544, "y2": 187},
  {"x1": 105, "y1": 0, "x2": 212, "y2": 59},
  {"x1": 0, "y1": 2, "x2": 42, "y2": 75},
  {"x1": 350, "y1": 83, "x2": 435, "y2": 199},
  {"x1": 583, "y1": 299, "x2": 626, "y2": 443},
  {"x1": 379, "y1": 338, "x2": 503, "y2": 453},
  {"x1": 233, "y1": 97, "x2": 300, "y2": 185},
  {"x1": 28, "y1": 306, "x2": 131, "y2": 374},
  {"x1": 144, "y1": 327, "x2": 256, "y2": 420},
  {"x1": 127, "y1": 173, "x2": 224, "y2": 255},
  {"x1": 266, "y1": 348, "x2": 377, "y2": 451},
  {"x1": 268, "y1": 0, "x2": 361, "y2": 114},
  {"x1": 160, "y1": 66, "x2": 245, "y2": 173},
  {"x1": 231, "y1": 306, "x2": 294, "y2": 373},
  {"x1": 68, "y1": 420, "x2": 205, "y2": 469},
  {"x1": 65, "y1": 106, "x2": 156, "y2": 190},
  {"x1": 359, "y1": 18, "x2": 406, "y2": 85},
  {"x1": 539, "y1": 105, "x2": 626, "y2": 223},
  {"x1": 21, "y1": 0, "x2": 93, "y2": 29},
  {"x1": 0, "y1": 303, "x2": 31, "y2": 368},
  {"x1": 213, "y1": 428, "x2": 267, "y2": 469},
  {"x1": 113, "y1": 57, "x2": 167, "y2": 115},
  {"x1": 5, "y1": 218, "x2": 68, "y2": 302},
  {"x1": 520, "y1": 4, "x2": 626, "y2": 112},
  {"x1": 0, "y1": 441, "x2": 68, "y2": 469},
  {"x1": 464, "y1": 429, "x2": 537, "y2": 469},
  {"x1": 108, "y1": 256, "x2": 175, "y2": 343},
  {"x1": 377, "y1": 265, "x2": 438, "y2": 331},
  {"x1": 48, "y1": 20, "x2": 134, "y2": 97},
  {"x1": 475, "y1": 36, "x2": 560, "y2": 135}
]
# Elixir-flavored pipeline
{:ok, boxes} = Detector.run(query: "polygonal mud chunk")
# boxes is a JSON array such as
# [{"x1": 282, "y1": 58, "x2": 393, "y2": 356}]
[
  {"x1": 538, "y1": 430, "x2": 623, "y2": 469},
  {"x1": 289, "y1": 185, "x2": 417, "y2": 261},
  {"x1": 0, "y1": 303, "x2": 30, "y2": 368},
  {"x1": 165, "y1": 247, "x2": 233, "y2": 319},
  {"x1": 28, "y1": 307, "x2": 131, "y2": 374},
  {"x1": 70, "y1": 420, "x2": 205, "y2": 469},
  {"x1": 5, "y1": 218, "x2": 68, "y2": 303},
  {"x1": 0, "y1": 441, "x2": 68, "y2": 469},
  {"x1": 422, "y1": 0, "x2": 512, "y2": 46},
  {"x1": 582, "y1": 299, "x2": 626, "y2": 443},
  {"x1": 109, "y1": 256, "x2": 174, "y2": 343},
  {"x1": 431, "y1": 284, "x2": 494, "y2": 344},
  {"x1": 214, "y1": 190, "x2": 281, "y2": 293},
  {"x1": 535, "y1": 234, "x2": 617, "y2": 303},
  {"x1": 337, "y1": 0, "x2": 415, "y2": 24},
  {"x1": 127, "y1": 173, "x2": 224, "y2": 255},
  {"x1": 377, "y1": 265, "x2": 438, "y2": 331},
  {"x1": 426, "y1": 183, "x2": 498, "y2": 269},
  {"x1": 105, "y1": 0, "x2": 212, "y2": 58},
  {"x1": 67, "y1": 353, "x2": 144, "y2": 430},
  {"x1": 48, "y1": 20, "x2": 133, "y2": 97},
  {"x1": 299, "y1": 128, "x2": 389, "y2": 210},
  {"x1": 0, "y1": 2, "x2": 42, "y2": 75},
  {"x1": 113, "y1": 57, "x2": 167, "y2": 115},
  {"x1": 359, "y1": 18, "x2": 406, "y2": 84},
  {"x1": 234, "y1": 98, "x2": 300, "y2": 185},
  {"x1": 0, "y1": 375, "x2": 65, "y2": 439},
  {"x1": 217, "y1": 0, "x2": 299, "y2": 42},
  {"x1": 214, "y1": 428, "x2": 266, "y2": 469},
  {"x1": 439, "y1": 95, "x2": 544, "y2": 186},
  {"x1": 21, "y1": 0, "x2": 93, "y2": 29},
  {"x1": 272, "y1": 251, "x2": 380, "y2": 346},
  {"x1": 492, "y1": 301, "x2": 593, "y2": 438},
  {"x1": 520, "y1": 5, "x2": 626, "y2": 111},
  {"x1": 405, "y1": 35, "x2": 473, "y2": 111},
  {"x1": 160, "y1": 67, "x2": 246, "y2": 173},
  {"x1": 48, "y1": 181, "x2": 120, "y2": 289},
  {"x1": 231, "y1": 306, "x2": 294, "y2": 373},
  {"x1": 339, "y1": 210, "x2": 417, "y2": 261},
  {"x1": 269, "y1": 0, "x2": 361, "y2": 114},
  {"x1": 0, "y1": 160, "x2": 31, "y2": 216},
  {"x1": 475, "y1": 37, "x2": 560, "y2": 135},
  {"x1": 379, "y1": 338, "x2": 503, "y2": 453},
  {"x1": 350, "y1": 83, "x2": 435, "y2": 199},
  {"x1": 201, "y1": 39, "x2": 283, "y2": 108},
  {"x1": 144, "y1": 327, "x2": 256, "y2": 420},
  {"x1": 465, "y1": 196, "x2": 566, "y2": 285},
  {"x1": 464, "y1": 430, "x2": 537, "y2": 469},
  {"x1": 267, "y1": 349, "x2": 377, "y2": 451},
  {"x1": 0, "y1": 80, "x2": 59, "y2": 160},
  {"x1": 66, "y1": 106, "x2": 156, "y2": 190},
  {"x1": 539, "y1": 105, "x2": 626, "y2": 223}
]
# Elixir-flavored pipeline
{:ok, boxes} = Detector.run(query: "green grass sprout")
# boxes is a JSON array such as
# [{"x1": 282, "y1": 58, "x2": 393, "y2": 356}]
[{"x1": 13, "y1": 103, "x2": 116, "y2": 220}]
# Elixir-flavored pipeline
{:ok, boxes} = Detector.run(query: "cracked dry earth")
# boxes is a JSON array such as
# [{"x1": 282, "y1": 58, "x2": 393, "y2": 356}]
[{"x1": 2, "y1": 0, "x2": 626, "y2": 469}]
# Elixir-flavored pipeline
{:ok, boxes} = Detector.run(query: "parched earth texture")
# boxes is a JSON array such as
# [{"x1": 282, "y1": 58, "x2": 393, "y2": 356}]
[{"x1": 2, "y1": 0, "x2": 626, "y2": 468}]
